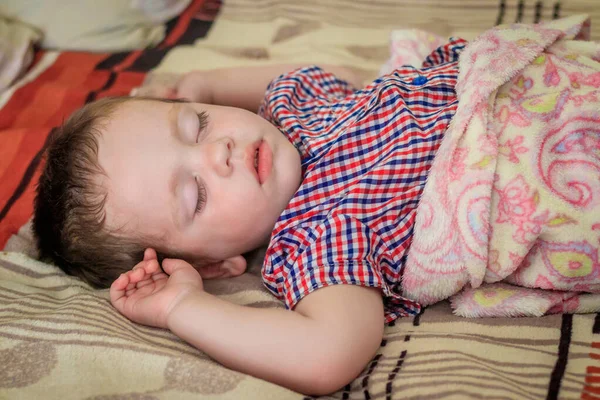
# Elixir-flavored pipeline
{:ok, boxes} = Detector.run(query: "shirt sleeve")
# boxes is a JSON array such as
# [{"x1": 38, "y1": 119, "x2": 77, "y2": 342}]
[
  {"x1": 421, "y1": 37, "x2": 468, "y2": 68},
  {"x1": 263, "y1": 214, "x2": 422, "y2": 323}
]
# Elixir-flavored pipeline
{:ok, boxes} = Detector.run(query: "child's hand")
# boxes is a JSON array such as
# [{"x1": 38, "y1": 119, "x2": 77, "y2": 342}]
[
  {"x1": 109, "y1": 248, "x2": 204, "y2": 329},
  {"x1": 132, "y1": 71, "x2": 213, "y2": 104},
  {"x1": 131, "y1": 73, "x2": 181, "y2": 99},
  {"x1": 175, "y1": 71, "x2": 213, "y2": 104}
]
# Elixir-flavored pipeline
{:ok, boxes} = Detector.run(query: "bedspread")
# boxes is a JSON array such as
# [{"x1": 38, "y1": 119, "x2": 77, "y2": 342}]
[
  {"x1": 403, "y1": 15, "x2": 600, "y2": 317},
  {"x1": 1, "y1": 1, "x2": 600, "y2": 399}
]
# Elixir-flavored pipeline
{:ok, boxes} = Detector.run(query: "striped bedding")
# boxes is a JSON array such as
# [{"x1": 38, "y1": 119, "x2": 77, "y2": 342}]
[{"x1": 1, "y1": 0, "x2": 599, "y2": 398}]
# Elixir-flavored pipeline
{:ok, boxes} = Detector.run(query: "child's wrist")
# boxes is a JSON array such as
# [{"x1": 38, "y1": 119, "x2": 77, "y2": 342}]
[{"x1": 165, "y1": 290, "x2": 208, "y2": 331}]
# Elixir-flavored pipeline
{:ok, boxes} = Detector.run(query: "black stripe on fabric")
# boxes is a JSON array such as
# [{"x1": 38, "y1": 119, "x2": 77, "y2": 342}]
[
  {"x1": 341, "y1": 383, "x2": 352, "y2": 399},
  {"x1": 173, "y1": 19, "x2": 213, "y2": 46},
  {"x1": 126, "y1": 49, "x2": 171, "y2": 73},
  {"x1": 386, "y1": 350, "x2": 407, "y2": 400},
  {"x1": 0, "y1": 129, "x2": 54, "y2": 223},
  {"x1": 101, "y1": 20, "x2": 216, "y2": 73},
  {"x1": 593, "y1": 313, "x2": 600, "y2": 334},
  {"x1": 413, "y1": 307, "x2": 424, "y2": 327},
  {"x1": 553, "y1": 2, "x2": 561, "y2": 19},
  {"x1": 547, "y1": 314, "x2": 572, "y2": 400},
  {"x1": 496, "y1": 0, "x2": 506, "y2": 25},
  {"x1": 362, "y1": 353, "x2": 381, "y2": 399},
  {"x1": 516, "y1": 0, "x2": 525, "y2": 22},
  {"x1": 534, "y1": 1, "x2": 543, "y2": 23},
  {"x1": 85, "y1": 71, "x2": 117, "y2": 103},
  {"x1": 95, "y1": 52, "x2": 130, "y2": 70},
  {"x1": 162, "y1": 11, "x2": 181, "y2": 42}
]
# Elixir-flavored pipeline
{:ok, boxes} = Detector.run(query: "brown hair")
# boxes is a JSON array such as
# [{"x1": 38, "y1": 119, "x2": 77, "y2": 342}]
[{"x1": 33, "y1": 96, "x2": 186, "y2": 288}]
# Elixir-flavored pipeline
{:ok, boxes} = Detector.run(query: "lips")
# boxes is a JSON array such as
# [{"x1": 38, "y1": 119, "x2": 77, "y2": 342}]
[
  {"x1": 257, "y1": 140, "x2": 272, "y2": 184},
  {"x1": 246, "y1": 140, "x2": 272, "y2": 184}
]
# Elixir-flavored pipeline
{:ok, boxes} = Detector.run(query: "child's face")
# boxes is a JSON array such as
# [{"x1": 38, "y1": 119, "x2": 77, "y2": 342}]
[{"x1": 97, "y1": 100, "x2": 302, "y2": 264}]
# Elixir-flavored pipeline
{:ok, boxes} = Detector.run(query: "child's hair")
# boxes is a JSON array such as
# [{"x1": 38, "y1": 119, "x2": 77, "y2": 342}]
[{"x1": 33, "y1": 96, "x2": 186, "y2": 288}]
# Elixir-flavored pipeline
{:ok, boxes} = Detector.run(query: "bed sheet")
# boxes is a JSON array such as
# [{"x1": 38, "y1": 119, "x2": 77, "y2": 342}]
[{"x1": 1, "y1": 1, "x2": 599, "y2": 399}]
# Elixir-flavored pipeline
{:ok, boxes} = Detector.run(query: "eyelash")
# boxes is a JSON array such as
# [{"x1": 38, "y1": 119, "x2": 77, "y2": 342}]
[
  {"x1": 195, "y1": 177, "x2": 207, "y2": 214},
  {"x1": 194, "y1": 110, "x2": 209, "y2": 214},
  {"x1": 195, "y1": 111, "x2": 209, "y2": 143}
]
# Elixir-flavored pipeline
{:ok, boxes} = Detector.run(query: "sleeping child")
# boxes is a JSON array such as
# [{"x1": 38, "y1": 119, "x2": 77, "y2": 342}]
[{"x1": 32, "y1": 16, "x2": 600, "y2": 395}]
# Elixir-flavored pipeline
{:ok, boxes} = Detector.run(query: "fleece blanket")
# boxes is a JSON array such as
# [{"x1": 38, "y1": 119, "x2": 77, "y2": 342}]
[{"x1": 403, "y1": 15, "x2": 600, "y2": 317}]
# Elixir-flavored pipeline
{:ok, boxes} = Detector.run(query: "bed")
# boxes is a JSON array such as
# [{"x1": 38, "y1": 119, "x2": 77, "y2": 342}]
[{"x1": 1, "y1": 0, "x2": 599, "y2": 399}]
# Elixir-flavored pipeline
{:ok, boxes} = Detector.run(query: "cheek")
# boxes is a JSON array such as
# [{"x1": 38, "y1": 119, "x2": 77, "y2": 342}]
[
  {"x1": 278, "y1": 147, "x2": 302, "y2": 191},
  {"x1": 212, "y1": 185, "x2": 266, "y2": 222}
]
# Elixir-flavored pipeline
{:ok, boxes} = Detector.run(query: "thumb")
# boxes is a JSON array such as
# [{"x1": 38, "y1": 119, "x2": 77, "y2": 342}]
[
  {"x1": 143, "y1": 248, "x2": 158, "y2": 261},
  {"x1": 161, "y1": 258, "x2": 196, "y2": 275}
]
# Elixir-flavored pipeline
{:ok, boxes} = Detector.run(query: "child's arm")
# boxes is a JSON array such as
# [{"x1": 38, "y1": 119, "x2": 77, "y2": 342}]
[
  {"x1": 176, "y1": 64, "x2": 363, "y2": 112},
  {"x1": 110, "y1": 252, "x2": 384, "y2": 396}
]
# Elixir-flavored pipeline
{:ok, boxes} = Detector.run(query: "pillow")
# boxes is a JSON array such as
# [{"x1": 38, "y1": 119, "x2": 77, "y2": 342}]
[
  {"x1": 0, "y1": 16, "x2": 41, "y2": 92},
  {"x1": 0, "y1": 0, "x2": 192, "y2": 52}
]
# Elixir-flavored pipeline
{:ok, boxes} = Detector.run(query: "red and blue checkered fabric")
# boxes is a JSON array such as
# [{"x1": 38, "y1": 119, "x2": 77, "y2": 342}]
[{"x1": 259, "y1": 38, "x2": 467, "y2": 322}]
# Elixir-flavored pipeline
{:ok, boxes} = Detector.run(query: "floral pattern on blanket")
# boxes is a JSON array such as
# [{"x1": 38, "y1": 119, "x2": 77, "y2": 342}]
[{"x1": 398, "y1": 15, "x2": 600, "y2": 317}]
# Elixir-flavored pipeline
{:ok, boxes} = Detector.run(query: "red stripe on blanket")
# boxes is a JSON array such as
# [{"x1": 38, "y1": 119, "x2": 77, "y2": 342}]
[
  {"x1": 0, "y1": 53, "x2": 107, "y2": 130},
  {"x1": 583, "y1": 385, "x2": 600, "y2": 395},
  {"x1": 0, "y1": 51, "x2": 145, "y2": 247},
  {"x1": 160, "y1": 0, "x2": 207, "y2": 48},
  {"x1": 585, "y1": 363, "x2": 600, "y2": 398},
  {"x1": 0, "y1": 166, "x2": 42, "y2": 248},
  {"x1": 581, "y1": 393, "x2": 600, "y2": 400}
]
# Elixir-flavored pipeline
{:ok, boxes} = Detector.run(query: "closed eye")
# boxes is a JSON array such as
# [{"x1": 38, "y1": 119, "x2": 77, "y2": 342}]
[
  {"x1": 195, "y1": 111, "x2": 209, "y2": 143},
  {"x1": 195, "y1": 177, "x2": 207, "y2": 214}
]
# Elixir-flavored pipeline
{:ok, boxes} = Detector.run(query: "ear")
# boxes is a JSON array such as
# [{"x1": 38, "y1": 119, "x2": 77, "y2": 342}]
[{"x1": 195, "y1": 255, "x2": 247, "y2": 280}]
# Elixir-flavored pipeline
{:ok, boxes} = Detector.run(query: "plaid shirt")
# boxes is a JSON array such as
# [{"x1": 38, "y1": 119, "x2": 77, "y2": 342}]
[{"x1": 258, "y1": 38, "x2": 466, "y2": 322}]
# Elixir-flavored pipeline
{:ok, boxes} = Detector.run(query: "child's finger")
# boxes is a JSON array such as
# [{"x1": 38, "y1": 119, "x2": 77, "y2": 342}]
[
  {"x1": 161, "y1": 258, "x2": 194, "y2": 275},
  {"x1": 111, "y1": 273, "x2": 128, "y2": 291},
  {"x1": 143, "y1": 259, "x2": 162, "y2": 275},
  {"x1": 152, "y1": 272, "x2": 169, "y2": 282},
  {"x1": 143, "y1": 248, "x2": 158, "y2": 261},
  {"x1": 126, "y1": 266, "x2": 149, "y2": 285},
  {"x1": 135, "y1": 279, "x2": 153, "y2": 289},
  {"x1": 110, "y1": 273, "x2": 129, "y2": 304}
]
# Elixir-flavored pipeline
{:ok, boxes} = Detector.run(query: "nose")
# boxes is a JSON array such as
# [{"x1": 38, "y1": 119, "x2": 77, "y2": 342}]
[{"x1": 203, "y1": 137, "x2": 233, "y2": 177}]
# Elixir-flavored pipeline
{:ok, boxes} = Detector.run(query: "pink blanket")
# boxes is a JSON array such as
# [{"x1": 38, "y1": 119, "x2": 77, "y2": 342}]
[{"x1": 399, "y1": 15, "x2": 600, "y2": 317}]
